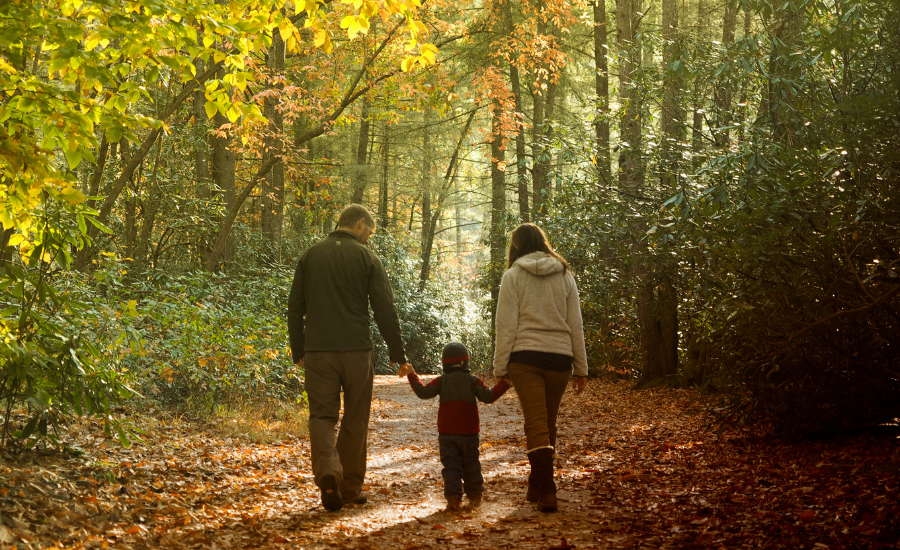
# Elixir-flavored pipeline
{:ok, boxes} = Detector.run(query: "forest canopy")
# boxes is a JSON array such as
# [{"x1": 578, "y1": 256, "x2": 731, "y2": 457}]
[{"x1": 1, "y1": 0, "x2": 898, "y2": 445}]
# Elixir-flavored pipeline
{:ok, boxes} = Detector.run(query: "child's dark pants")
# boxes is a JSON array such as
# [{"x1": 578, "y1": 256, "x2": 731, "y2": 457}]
[{"x1": 438, "y1": 433, "x2": 483, "y2": 499}]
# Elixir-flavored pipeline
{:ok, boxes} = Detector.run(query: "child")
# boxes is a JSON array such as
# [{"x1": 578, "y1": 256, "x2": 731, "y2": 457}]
[{"x1": 397, "y1": 342, "x2": 510, "y2": 511}]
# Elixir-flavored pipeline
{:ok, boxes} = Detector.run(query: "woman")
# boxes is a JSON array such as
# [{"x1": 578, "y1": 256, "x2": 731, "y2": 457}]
[{"x1": 493, "y1": 223, "x2": 588, "y2": 513}]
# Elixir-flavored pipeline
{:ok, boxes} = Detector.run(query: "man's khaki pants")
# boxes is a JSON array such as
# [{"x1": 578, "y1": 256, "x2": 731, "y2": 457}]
[{"x1": 305, "y1": 350, "x2": 374, "y2": 498}]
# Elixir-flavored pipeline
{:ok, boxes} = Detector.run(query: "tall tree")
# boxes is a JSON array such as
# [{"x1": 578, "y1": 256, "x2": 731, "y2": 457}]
[
  {"x1": 489, "y1": 96, "x2": 507, "y2": 338},
  {"x1": 350, "y1": 96, "x2": 371, "y2": 204},
  {"x1": 616, "y1": 0, "x2": 644, "y2": 189},
  {"x1": 261, "y1": 26, "x2": 286, "y2": 262},
  {"x1": 713, "y1": 1, "x2": 739, "y2": 147},
  {"x1": 419, "y1": 110, "x2": 434, "y2": 285},
  {"x1": 500, "y1": 0, "x2": 530, "y2": 222},
  {"x1": 768, "y1": 2, "x2": 804, "y2": 145},
  {"x1": 660, "y1": 0, "x2": 683, "y2": 189},
  {"x1": 378, "y1": 121, "x2": 391, "y2": 228},
  {"x1": 593, "y1": 0, "x2": 612, "y2": 184}
]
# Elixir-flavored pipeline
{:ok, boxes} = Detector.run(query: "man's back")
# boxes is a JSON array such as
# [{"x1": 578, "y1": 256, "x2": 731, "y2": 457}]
[{"x1": 288, "y1": 229, "x2": 406, "y2": 363}]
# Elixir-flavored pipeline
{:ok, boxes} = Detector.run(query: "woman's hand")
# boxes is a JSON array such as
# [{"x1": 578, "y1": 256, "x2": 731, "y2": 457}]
[
  {"x1": 572, "y1": 375, "x2": 588, "y2": 395},
  {"x1": 499, "y1": 375, "x2": 513, "y2": 387}
]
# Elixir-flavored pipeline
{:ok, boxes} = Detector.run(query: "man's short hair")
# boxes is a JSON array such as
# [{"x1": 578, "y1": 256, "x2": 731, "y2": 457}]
[{"x1": 337, "y1": 204, "x2": 376, "y2": 229}]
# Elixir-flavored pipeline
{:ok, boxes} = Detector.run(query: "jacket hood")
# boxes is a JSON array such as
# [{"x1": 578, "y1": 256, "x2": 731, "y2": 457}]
[{"x1": 513, "y1": 251, "x2": 565, "y2": 276}]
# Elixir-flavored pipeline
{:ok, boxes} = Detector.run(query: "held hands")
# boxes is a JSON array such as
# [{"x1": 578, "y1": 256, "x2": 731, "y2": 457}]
[
  {"x1": 572, "y1": 375, "x2": 588, "y2": 395},
  {"x1": 393, "y1": 362, "x2": 415, "y2": 377}
]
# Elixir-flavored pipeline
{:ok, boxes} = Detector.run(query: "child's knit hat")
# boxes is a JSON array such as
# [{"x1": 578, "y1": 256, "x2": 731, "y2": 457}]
[{"x1": 441, "y1": 341, "x2": 470, "y2": 372}]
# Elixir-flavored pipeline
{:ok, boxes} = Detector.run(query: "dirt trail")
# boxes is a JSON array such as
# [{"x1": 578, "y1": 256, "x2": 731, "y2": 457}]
[{"x1": 2, "y1": 376, "x2": 898, "y2": 549}]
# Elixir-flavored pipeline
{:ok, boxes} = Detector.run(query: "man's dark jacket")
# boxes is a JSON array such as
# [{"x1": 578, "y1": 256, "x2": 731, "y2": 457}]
[{"x1": 288, "y1": 230, "x2": 407, "y2": 364}]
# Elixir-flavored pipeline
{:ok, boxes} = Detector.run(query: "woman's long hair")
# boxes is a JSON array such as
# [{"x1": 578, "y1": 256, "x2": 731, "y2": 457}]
[{"x1": 506, "y1": 223, "x2": 569, "y2": 272}]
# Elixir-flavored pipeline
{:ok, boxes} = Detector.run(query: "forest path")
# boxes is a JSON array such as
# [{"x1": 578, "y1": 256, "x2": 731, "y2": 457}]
[{"x1": 2, "y1": 377, "x2": 898, "y2": 549}]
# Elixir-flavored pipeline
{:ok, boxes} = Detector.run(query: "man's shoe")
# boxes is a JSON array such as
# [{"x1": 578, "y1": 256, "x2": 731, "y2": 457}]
[
  {"x1": 446, "y1": 495, "x2": 462, "y2": 511},
  {"x1": 320, "y1": 475, "x2": 343, "y2": 511},
  {"x1": 344, "y1": 491, "x2": 367, "y2": 505}
]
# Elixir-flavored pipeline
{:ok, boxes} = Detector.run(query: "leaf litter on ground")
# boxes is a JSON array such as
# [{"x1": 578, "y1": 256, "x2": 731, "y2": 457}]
[{"x1": 0, "y1": 377, "x2": 897, "y2": 549}]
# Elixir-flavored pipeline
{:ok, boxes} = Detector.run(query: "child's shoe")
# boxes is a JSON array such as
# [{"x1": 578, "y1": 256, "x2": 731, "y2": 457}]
[
  {"x1": 446, "y1": 495, "x2": 462, "y2": 511},
  {"x1": 468, "y1": 494, "x2": 483, "y2": 508}
]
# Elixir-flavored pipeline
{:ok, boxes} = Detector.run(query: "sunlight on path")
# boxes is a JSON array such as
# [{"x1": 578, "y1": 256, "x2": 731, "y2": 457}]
[{"x1": 286, "y1": 374, "x2": 599, "y2": 550}]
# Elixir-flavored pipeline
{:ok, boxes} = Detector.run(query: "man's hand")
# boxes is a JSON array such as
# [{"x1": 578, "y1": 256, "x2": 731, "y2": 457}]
[
  {"x1": 572, "y1": 375, "x2": 588, "y2": 395},
  {"x1": 393, "y1": 363, "x2": 414, "y2": 377},
  {"x1": 295, "y1": 358, "x2": 304, "y2": 369}
]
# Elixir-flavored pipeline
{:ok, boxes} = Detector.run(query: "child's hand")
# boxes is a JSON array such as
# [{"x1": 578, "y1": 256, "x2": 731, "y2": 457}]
[{"x1": 396, "y1": 363, "x2": 415, "y2": 377}]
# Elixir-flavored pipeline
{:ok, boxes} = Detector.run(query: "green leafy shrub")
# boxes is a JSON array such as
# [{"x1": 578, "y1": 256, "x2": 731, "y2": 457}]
[
  {"x1": 1, "y1": 197, "x2": 139, "y2": 448},
  {"x1": 97, "y1": 266, "x2": 302, "y2": 414}
]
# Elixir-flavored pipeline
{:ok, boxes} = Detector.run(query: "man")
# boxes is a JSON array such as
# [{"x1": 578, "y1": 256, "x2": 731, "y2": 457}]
[{"x1": 288, "y1": 204, "x2": 411, "y2": 512}]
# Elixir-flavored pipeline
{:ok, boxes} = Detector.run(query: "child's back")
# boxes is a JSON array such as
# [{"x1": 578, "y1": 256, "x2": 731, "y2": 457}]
[{"x1": 399, "y1": 342, "x2": 510, "y2": 510}]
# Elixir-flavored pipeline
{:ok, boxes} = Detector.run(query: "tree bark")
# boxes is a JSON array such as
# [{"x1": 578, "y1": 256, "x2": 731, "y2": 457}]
[
  {"x1": 616, "y1": 0, "x2": 643, "y2": 190},
  {"x1": 634, "y1": 262, "x2": 679, "y2": 383},
  {"x1": 532, "y1": 79, "x2": 557, "y2": 218},
  {"x1": 690, "y1": 0, "x2": 707, "y2": 169},
  {"x1": 350, "y1": 96, "x2": 371, "y2": 204},
  {"x1": 769, "y1": 5, "x2": 804, "y2": 146},
  {"x1": 261, "y1": 26, "x2": 286, "y2": 263},
  {"x1": 660, "y1": 0, "x2": 682, "y2": 191},
  {"x1": 713, "y1": 1, "x2": 738, "y2": 147},
  {"x1": 379, "y1": 122, "x2": 390, "y2": 228},
  {"x1": 593, "y1": 0, "x2": 611, "y2": 184},
  {"x1": 419, "y1": 111, "x2": 433, "y2": 287},
  {"x1": 490, "y1": 97, "x2": 507, "y2": 342},
  {"x1": 511, "y1": 65, "x2": 529, "y2": 223},
  {"x1": 133, "y1": 133, "x2": 165, "y2": 274},
  {"x1": 501, "y1": 0, "x2": 529, "y2": 222}
]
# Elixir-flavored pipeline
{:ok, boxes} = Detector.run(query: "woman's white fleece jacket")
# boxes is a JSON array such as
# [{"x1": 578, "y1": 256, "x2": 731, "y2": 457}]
[{"x1": 492, "y1": 251, "x2": 589, "y2": 377}]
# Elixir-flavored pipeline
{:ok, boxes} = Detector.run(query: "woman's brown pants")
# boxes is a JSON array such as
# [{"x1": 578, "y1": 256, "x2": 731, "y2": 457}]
[{"x1": 508, "y1": 362, "x2": 572, "y2": 453}]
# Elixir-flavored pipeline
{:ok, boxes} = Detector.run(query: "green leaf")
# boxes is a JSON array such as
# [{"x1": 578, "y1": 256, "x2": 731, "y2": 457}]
[{"x1": 64, "y1": 147, "x2": 83, "y2": 170}]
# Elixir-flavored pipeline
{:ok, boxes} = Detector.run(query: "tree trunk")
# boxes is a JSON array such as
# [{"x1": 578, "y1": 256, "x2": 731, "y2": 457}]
[
  {"x1": 660, "y1": 0, "x2": 682, "y2": 191},
  {"x1": 532, "y1": 79, "x2": 557, "y2": 218},
  {"x1": 713, "y1": 2, "x2": 738, "y2": 147},
  {"x1": 511, "y1": 65, "x2": 529, "y2": 223},
  {"x1": 737, "y1": 10, "x2": 752, "y2": 143},
  {"x1": 86, "y1": 137, "x2": 109, "y2": 207},
  {"x1": 209, "y1": 91, "x2": 236, "y2": 270},
  {"x1": 616, "y1": 0, "x2": 643, "y2": 190},
  {"x1": 490, "y1": 97, "x2": 507, "y2": 343},
  {"x1": 379, "y1": 122, "x2": 390, "y2": 228},
  {"x1": 419, "y1": 111, "x2": 433, "y2": 287},
  {"x1": 350, "y1": 96, "x2": 371, "y2": 204},
  {"x1": 501, "y1": 0, "x2": 529, "y2": 222},
  {"x1": 593, "y1": 0, "x2": 611, "y2": 184},
  {"x1": 634, "y1": 262, "x2": 679, "y2": 383},
  {"x1": 133, "y1": 134, "x2": 165, "y2": 275},
  {"x1": 261, "y1": 26, "x2": 286, "y2": 263},
  {"x1": 194, "y1": 57, "x2": 211, "y2": 200},
  {"x1": 769, "y1": 5, "x2": 804, "y2": 146},
  {"x1": 690, "y1": 0, "x2": 707, "y2": 169}
]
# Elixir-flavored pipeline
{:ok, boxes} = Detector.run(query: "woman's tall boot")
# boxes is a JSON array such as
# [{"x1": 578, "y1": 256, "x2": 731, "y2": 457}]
[
  {"x1": 531, "y1": 448, "x2": 558, "y2": 512},
  {"x1": 526, "y1": 452, "x2": 539, "y2": 503}
]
